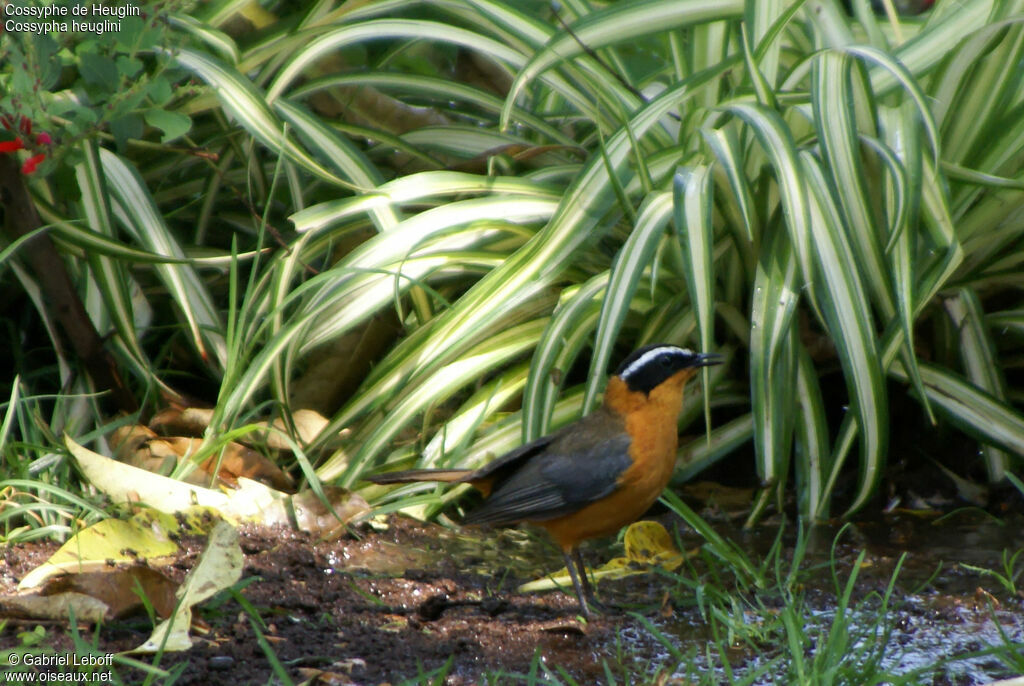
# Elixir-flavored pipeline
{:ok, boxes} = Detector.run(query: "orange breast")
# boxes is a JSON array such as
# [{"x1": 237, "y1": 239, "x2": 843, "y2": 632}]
[{"x1": 536, "y1": 369, "x2": 693, "y2": 550}]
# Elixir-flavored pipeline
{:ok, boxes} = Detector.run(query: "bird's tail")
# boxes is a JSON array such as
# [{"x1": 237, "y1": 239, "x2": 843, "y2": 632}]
[{"x1": 364, "y1": 468, "x2": 474, "y2": 485}]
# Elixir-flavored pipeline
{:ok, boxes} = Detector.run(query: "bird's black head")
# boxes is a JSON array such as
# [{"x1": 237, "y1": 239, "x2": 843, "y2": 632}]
[{"x1": 614, "y1": 344, "x2": 723, "y2": 394}]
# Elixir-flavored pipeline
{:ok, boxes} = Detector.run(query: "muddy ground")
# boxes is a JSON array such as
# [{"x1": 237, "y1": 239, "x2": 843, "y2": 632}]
[
  {"x1": 0, "y1": 516, "x2": 644, "y2": 685},
  {"x1": 2, "y1": 509, "x2": 1023, "y2": 685}
]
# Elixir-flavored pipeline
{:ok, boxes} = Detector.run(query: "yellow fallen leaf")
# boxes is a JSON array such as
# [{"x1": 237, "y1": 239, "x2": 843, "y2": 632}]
[
  {"x1": 66, "y1": 435, "x2": 231, "y2": 513},
  {"x1": 135, "y1": 520, "x2": 243, "y2": 653},
  {"x1": 66, "y1": 435, "x2": 287, "y2": 522},
  {"x1": 519, "y1": 521, "x2": 693, "y2": 593},
  {"x1": 67, "y1": 435, "x2": 368, "y2": 534},
  {"x1": 623, "y1": 520, "x2": 686, "y2": 570},
  {"x1": 19, "y1": 517, "x2": 180, "y2": 590}
]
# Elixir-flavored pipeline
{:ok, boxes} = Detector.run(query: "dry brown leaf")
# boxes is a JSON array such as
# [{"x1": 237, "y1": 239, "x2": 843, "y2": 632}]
[
  {"x1": 291, "y1": 487, "x2": 370, "y2": 537},
  {"x1": 0, "y1": 591, "x2": 109, "y2": 623},
  {"x1": 682, "y1": 481, "x2": 756, "y2": 512},
  {"x1": 255, "y1": 409, "x2": 330, "y2": 452},
  {"x1": 151, "y1": 406, "x2": 342, "y2": 454},
  {"x1": 1, "y1": 566, "x2": 178, "y2": 622},
  {"x1": 39, "y1": 567, "x2": 179, "y2": 618},
  {"x1": 111, "y1": 424, "x2": 294, "y2": 491},
  {"x1": 169, "y1": 437, "x2": 294, "y2": 492},
  {"x1": 148, "y1": 407, "x2": 214, "y2": 437},
  {"x1": 112, "y1": 425, "x2": 179, "y2": 476}
]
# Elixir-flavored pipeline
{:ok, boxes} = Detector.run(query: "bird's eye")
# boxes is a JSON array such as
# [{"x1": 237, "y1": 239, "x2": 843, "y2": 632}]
[{"x1": 660, "y1": 355, "x2": 672, "y2": 367}]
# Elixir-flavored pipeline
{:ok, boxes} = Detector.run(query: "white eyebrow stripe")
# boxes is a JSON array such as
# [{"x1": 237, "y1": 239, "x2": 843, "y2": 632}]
[{"x1": 619, "y1": 346, "x2": 693, "y2": 379}]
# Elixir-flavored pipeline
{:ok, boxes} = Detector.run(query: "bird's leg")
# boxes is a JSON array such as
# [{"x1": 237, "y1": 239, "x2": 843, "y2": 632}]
[
  {"x1": 572, "y1": 547, "x2": 611, "y2": 613},
  {"x1": 561, "y1": 547, "x2": 610, "y2": 617},
  {"x1": 561, "y1": 548, "x2": 592, "y2": 618},
  {"x1": 572, "y1": 548, "x2": 596, "y2": 602}
]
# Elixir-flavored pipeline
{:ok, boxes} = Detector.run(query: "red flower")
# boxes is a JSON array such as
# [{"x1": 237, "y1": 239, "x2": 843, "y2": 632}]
[
  {"x1": 0, "y1": 116, "x2": 51, "y2": 174},
  {"x1": 21, "y1": 154, "x2": 46, "y2": 175}
]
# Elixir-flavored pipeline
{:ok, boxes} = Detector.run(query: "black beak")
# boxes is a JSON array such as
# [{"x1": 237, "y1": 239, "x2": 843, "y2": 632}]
[{"x1": 691, "y1": 352, "x2": 724, "y2": 368}]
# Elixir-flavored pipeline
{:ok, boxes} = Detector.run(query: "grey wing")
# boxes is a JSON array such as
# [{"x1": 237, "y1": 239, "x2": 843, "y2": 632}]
[
  {"x1": 462, "y1": 417, "x2": 632, "y2": 526},
  {"x1": 464, "y1": 433, "x2": 554, "y2": 482}
]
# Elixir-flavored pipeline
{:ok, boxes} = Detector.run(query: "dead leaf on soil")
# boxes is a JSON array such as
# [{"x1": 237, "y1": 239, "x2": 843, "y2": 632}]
[
  {"x1": 111, "y1": 424, "x2": 294, "y2": 492},
  {"x1": 296, "y1": 666, "x2": 360, "y2": 685},
  {"x1": 0, "y1": 591, "x2": 109, "y2": 623},
  {"x1": 288, "y1": 487, "x2": 369, "y2": 538},
  {"x1": 681, "y1": 481, "x2": 755, "y2": 514},
  {"x1": 149, "y1": 407, "x2": 341, "y2": 452},
  {"x1": 377, "y1": 615, "x2": 409, "y2": 633},
  {"x1": 252, "y1": 409, "x2": 334, "y2": 452},
  {"x1": 135, "y1": 520, "x2": 243, "y2": 653},
  {"x1": 536, "y1": 618, "x2": 588, "y2": 635},
  {"x1": 148, "y1": 406, "x2": 214, "y2": 437},
  {"x1": 2, "y1": 567, "x2": 178, "y2": 622},
  {"x1": 67, "y1": 436, "x2": 369, "y2": 535},
  {"x1": 932, "y1": 460, "x2": 988, "y2": 507},
  {"x1": 67, "y1": 434, "x2": 234, "y2": 514},
  {"x1": 336, "y1": 540, "x2": 439, "y2": 576},
  {"x1": 18, "y1": 515, "x2": 181, "y2": 590}
]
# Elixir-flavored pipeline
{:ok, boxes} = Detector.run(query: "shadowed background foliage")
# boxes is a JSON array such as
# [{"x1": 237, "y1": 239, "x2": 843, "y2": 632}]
[{"x1": 2, "y1": 0, "x2": 1024, "y2": 539}]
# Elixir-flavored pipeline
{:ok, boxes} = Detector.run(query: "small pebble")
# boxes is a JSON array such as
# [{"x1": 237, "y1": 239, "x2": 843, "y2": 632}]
[{"x1": 209, "y1": 655, "x2": 235, "y2": 670}]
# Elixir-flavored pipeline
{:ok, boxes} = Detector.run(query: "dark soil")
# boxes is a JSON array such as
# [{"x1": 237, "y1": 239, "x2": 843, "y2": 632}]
[
  {"x1": 0, "y1": 517, "x2": 647, "y2": 685},
  {"x1": 2, "y1": 508, "x2": 1023, "y2": 685}
]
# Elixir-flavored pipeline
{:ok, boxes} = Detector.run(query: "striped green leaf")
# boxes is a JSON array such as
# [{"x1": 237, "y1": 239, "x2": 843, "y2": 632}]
[
  {"x1": 98, "y1": 149, "x2": 227, "y2": 370},
  {"x1": 944, "y1": 289, "x2": 1012, "y2": 482},
  {"x1": 170, "y1": 48, "x2": 349, "y2": 189},
  {"x1": 813, "y1": 51, "x2": 896, "y2": 321},
  {"x1": 889, "y1": 359, "x2": 1024, "y2": 458},
  {"x1": 673, "y1": 165, "x2": 716, "y2": 434},
  {"x1": 76, "y1": 142, "x2": 148, "y2": 368},
  {"x1": 793, "y1": 340, "x2": 830, "y2": 520},
  {"x1": 523, "y1": 275, "x2": 608, "y2": 441},
  {"x1": 502, "y1": 0, "x2": 744, "y2": 129},
  {"x1": 339, "y1": 320, "x2": 546, "y2": 484},
  {"x1": 749, "y1": 225, "x2": 799, "y2": 490},
  {"x1": 802, "y1": 152, "x2": 887, "y2": 517},
  {"x1": 586, "y1": 192, "x2": 674, "y2": 413}
]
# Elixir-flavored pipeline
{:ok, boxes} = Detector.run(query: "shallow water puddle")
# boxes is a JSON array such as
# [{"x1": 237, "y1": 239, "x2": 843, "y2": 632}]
[{"x1": 603, "y1": 515, "x2": 1024, "y2": 684}]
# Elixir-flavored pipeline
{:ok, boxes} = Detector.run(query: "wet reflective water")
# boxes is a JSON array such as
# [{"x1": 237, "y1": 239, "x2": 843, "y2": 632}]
[{"x1": 612, "y1": 513, "x2": 1024, "y2": 684}]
